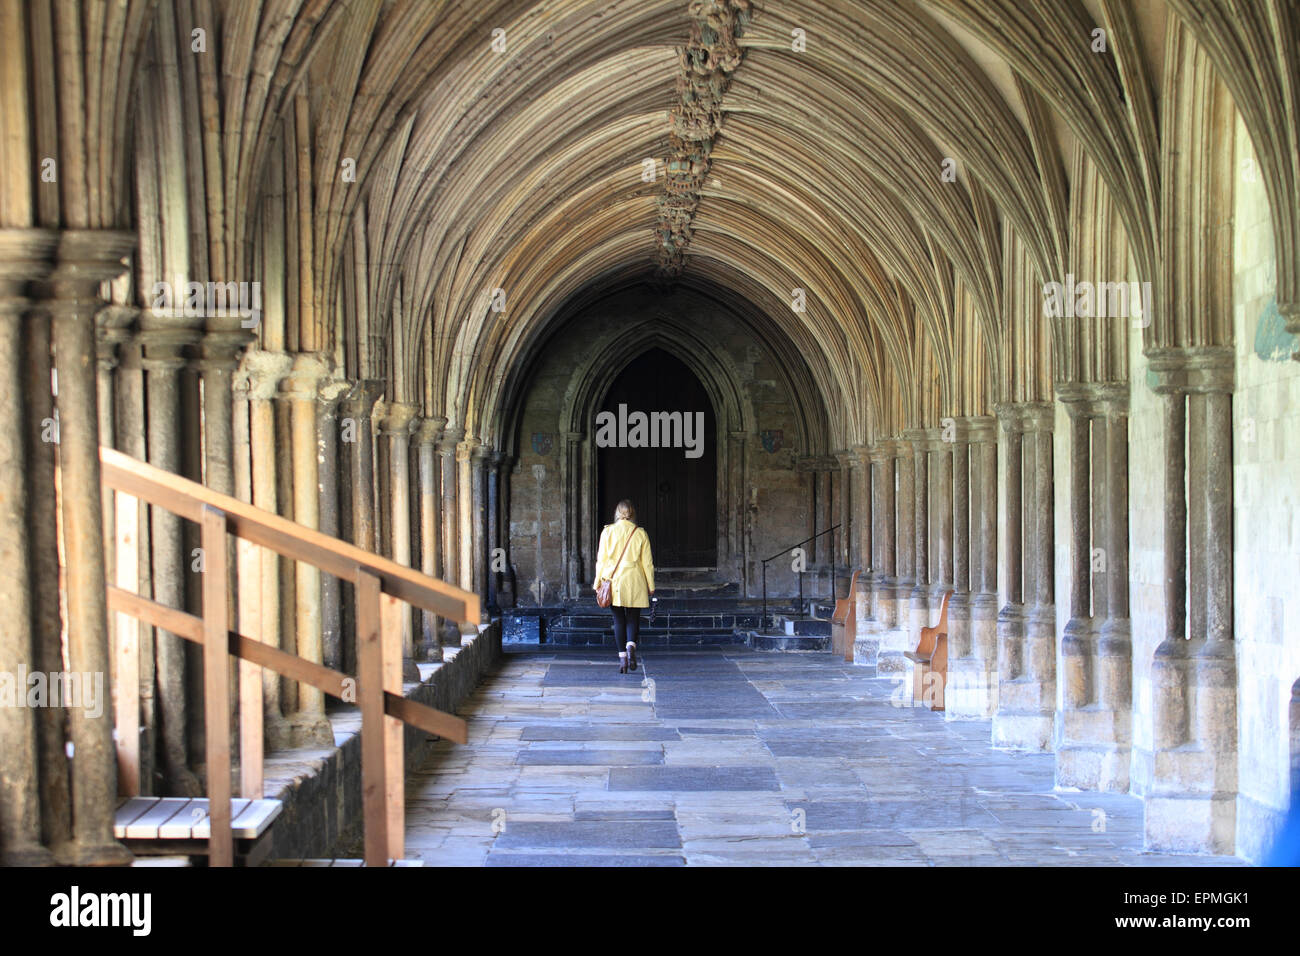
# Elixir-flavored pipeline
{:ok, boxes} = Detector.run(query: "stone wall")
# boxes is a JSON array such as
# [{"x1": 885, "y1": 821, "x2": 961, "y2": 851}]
[
  {"x1": 1229, "y1": 114, "x2": 1300, "y2": 863},
  {"x1": 262, "y1": 622, "x2": 502, "y2": 861}
]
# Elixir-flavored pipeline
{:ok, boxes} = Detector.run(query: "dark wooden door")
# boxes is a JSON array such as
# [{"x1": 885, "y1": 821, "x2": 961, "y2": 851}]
[{"x1": 597, "y1": 348, "x2": 717, "y2": 567}]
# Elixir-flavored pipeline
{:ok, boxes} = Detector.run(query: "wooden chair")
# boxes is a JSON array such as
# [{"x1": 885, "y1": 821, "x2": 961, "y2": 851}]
[
  {"x1": 903, "y1": 589, "x2": 952, "y2": 711},
  {"x1": 831, "y1": 569, "x2": 861, "y2": 662}
]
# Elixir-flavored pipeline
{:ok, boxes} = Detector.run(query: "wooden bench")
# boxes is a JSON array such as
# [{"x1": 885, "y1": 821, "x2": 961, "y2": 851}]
[
  {"x1": 903, "y1": 590, "x2": 952, "y2": 711},
  {"x1": 114, "y1": 796, "x2": 282, "y2": 866},
  {"x1": 831, "y1": 569, "x2": 861, "y2": 662}
]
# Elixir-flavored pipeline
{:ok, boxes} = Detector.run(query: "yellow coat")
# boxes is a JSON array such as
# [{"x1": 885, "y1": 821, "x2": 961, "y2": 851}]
[{"x1": 593, "y1": 519, "x2": 655, "y2": 608}]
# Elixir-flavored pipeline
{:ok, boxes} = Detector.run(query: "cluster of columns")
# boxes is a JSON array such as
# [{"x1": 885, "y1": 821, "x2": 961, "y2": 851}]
[
  {"x1": 1144, "y1": 347, "x2": 1236, "y2": 853},
  {"x1": 1056, "y1": 382, "x2": 1133, "y2": 791},
  {"x1": 90, "y1": 336, "x2": 512, "y2": 802},
  {"x1": 0, "y1": 229, "x2": 135, "y2": 865}
]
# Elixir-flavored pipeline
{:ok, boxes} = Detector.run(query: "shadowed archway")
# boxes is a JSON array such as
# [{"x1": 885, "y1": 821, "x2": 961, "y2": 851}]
[{"x1": 596, "y1": 348, "x2": 718, "y2": 568}]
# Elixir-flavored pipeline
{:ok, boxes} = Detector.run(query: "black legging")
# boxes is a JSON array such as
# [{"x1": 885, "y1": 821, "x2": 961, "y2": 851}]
[{"x1": 611, "y1": 605, "x2": 641, "y2": 648}]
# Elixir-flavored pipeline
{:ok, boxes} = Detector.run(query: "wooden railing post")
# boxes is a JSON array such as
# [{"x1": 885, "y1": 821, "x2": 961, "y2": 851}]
[
  {"x1": 200, "y1": 506, "x2": 233, "y2": 867},
  {"x1": 113, "y1": 490, "x2": 140, "y2": 796},
  {"x1": 356, "y1": 570, "x2": 389, "y2": 866},
  {"x1": 237, "y1": 536, "x2": 264, "y2": 800},
  {"x1": 381, "y1": 593, "x2": 406, "y2": 861}
]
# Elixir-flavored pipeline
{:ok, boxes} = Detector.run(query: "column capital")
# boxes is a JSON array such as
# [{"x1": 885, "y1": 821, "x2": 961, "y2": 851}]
[
  {"x1": 279, "y1": 352, "x2": 333, "y2": 402},
  {"x1": 318, "y1": 379, "x2": 352, "y2": 413},
  {"x1": 376, "y1": 401, "x2": 419, "y2": 437},
  {"x1": 0, "y1": 228, "x2": 60, "y2": 290},
  {"x1": 196, "y1": 328, "x2": 254, "y2": 372},
  {"x1": 1143, "y1": 346, "x2": 1234, "y2": 394},
  {"x1": 852, "y1": 443, "x2": 872, "y2": 466},
  {"x1": 835, "y1": 449, "x2": 860, "y2": 469},
  {"x1": 342, "y1": 379, "x2": 385, "y2": 419},
  {"x1": 995, "y1": 401, "x2": 1054, "y2": 433},
  {"x1": 234, "y1": 348, "x2": 294, "y2": 401},
  {"x1": 135, "y1": 327, "x2": 199, "y2": 370},
  {"x1": 564, "y1": 431, "x2": 584, "y2": 444},
  {"x1": 39, "y1": 230, "x2": 134, "y2": 294},
  {"x1": 796, "y1": 454, "x2": 838, "y2": 472},
  {"x1": 414, "y1": 415, "x2": 448, "y2": 446},
  {"x1": 95, "y1": 304, "x2": 139, "y2": 370},
  {"x1": 872, "y1": 438, "x2": 908, "y2": 460},
  {"x1": 456, "y1": 435, "x2": 481, "y2": 462},
  {"x1": 947, "y1": 415, "x2": 997, "y2": 443},
  {"x1": 438, "y1": 426, "x2": 466, "y2": 454},
  {"x1": 471, "y1": 443, "x2": 493, "y2": 463}
]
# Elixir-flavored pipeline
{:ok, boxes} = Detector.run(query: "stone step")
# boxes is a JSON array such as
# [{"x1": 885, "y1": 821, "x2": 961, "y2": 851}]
[
  {"x1": 532, "y1": 627, "x2": 742, "y2": 647},
  {"x1": 741, "y1": 629, "x2": 831, "y2": 651}
]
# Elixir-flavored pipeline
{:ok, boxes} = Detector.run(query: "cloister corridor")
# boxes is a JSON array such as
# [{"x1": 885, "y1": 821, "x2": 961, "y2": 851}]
[{"x1": 0, "y1": 0, "x2": 1298, "y2": 902}]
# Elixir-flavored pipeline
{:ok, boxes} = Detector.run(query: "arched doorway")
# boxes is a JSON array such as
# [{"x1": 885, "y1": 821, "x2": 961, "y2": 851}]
[{"x1": 596, "y1": 348, "x2": 717, "y2": 568}]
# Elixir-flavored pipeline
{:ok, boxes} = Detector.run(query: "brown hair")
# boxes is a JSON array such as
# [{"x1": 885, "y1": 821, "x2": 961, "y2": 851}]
[{"x1": 614, "y1": 500, "x2": 636, "y2": 522}]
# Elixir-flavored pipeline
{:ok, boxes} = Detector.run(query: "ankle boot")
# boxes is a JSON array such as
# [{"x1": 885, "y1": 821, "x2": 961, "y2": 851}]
[
  {"x1": 618, "y1": 651, "x2": 628, "y2": 674},
  {"x1": 627, "y1": 642, "x2": 637, "y2": 671}
]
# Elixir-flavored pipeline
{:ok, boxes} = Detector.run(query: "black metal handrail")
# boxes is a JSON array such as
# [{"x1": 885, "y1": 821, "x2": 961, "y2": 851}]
[{"x1": 760, "y1": 524, "x2": 841, "y2": 629}]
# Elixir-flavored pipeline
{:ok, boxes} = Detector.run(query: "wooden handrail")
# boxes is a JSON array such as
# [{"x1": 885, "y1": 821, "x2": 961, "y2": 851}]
[
  {"x1": 106, "y1": 586, "x2": 469, "y2": 743},
  {"x1": 102, "y1": 446, "x2": 479, "y2": 866},
  {"x1": 100, "y1": 446, "x2": 479, "y2": 625}
]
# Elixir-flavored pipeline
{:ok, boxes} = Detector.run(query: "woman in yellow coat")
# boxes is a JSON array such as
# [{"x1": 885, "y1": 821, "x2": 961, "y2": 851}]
[{"x1": 593, "y1": 499, "x2": 655, "y2": 673}]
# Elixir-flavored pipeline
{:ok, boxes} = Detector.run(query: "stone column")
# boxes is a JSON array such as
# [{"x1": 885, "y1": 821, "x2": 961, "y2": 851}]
[
  {"x1": 1057, "y1": 382, "x2": 1133, "y2": 790},
  {"x1": 239, "y1": 351, "x2": 292, "y2": 751},
  {"x1": 498, "y1": 454, "x2": 518, "y2": 607},
  {"x1": 1057, "y1": 384, "x2": 1097, "y2": 778},
  {"x1": 879, "y1": 439, "x2": 913, "y2": 674},
  {"x1": 905, "y1": 430, "x2": 931, "y2": 628},
  {"x1": 280, "y1": 354, "x2": 333, "y2": 746},
  {"x1": 932, "y1": 433, "x2": 954, "y2": 594},
  {"x1": 943, "y1": 420, "x2": 975, "y2": 718},
  {"x1": 562, "y1": 431, "x2": 584, "y2": 598},
  {"x1": 39, "y1": 231, "x2": 137, "y2": 863},
  {"x1": 1096, "y1": 389, "x2": 1132, "y2": 780},
  {"x1": 967, "y1": 418, "x2": 1000, "y2": 717},
  {"x1": 340, "y1": 380, "x2": 384, "y2": 676},
  {"x1": 471, "y1": 443, "x2": 491, "y2": 609},
  {"x1": 415, "y1": 416, "x2": 446, "y2": 660},
  {"x1": 317, "y1": 380, "x2": 350, "y2": 672},
  {"x1": 377, "y1": 401, "x2": 421, "y2": 681},
  {"x1": 486, "y1": 449, "x2": 502, "y2": 611},
  {"x1": 1146, "y1": 348, "x2": 1236, "y2": 853},
  {"x1": 728, "y1": 431, "x2": 748, "y2": 585},
  {"x1": 457, "y1": 434, "x2": 480, "y2": 599},
  {"x1": 26, "y1": 281, "x2": 76, "y2": 838},
  {"x1": 437, "y1": 427, "x2": 463, "y2": 638},
  {"x1": 0, "y1": 230, "x2": 57, "y2": 864},
  {"x1": 866, "y1": 445, "x2": 893, "y2": 630},
  {"x1": 837, "y1": 451, "x2": 855, "y2": 569},
  {"x1": 993, "y1": 402, "x2": 1055, "y2": 750},
  {"x1": 138, "y1": 320, "x2": 203, "y2": 795}
]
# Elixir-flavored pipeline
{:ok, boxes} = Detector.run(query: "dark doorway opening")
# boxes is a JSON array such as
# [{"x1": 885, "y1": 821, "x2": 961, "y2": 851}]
[{"x1": 596, "y1": 348, "x2": 717, "y2": 568}]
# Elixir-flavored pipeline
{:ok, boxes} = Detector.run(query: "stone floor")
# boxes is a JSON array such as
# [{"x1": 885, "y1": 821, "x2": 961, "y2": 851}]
[{"x1": 404, "y1": 646, "x2": 1248, "y2": 866}]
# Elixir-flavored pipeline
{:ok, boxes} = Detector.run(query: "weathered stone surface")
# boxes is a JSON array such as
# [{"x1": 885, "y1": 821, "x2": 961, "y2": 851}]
[{"x1": 406, "y1": 647, "x2": 1247, "y2": 866}]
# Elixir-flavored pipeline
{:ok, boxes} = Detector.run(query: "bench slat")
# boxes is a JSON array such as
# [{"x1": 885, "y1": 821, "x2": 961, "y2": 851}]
[
  {"x1": 125, "y1": 798, "x2": 196, "y2": 839},
  {"x1": 113, "y1": 797, "x2": 161, "y2": 837},
  {"x1": 193, "y1": 799, "x2": 251, "y2": 839},
  {"x1": 231, "y1": 799, "x2": 283, "y2": 838},
  {"x1": 158, "y1": 799, "x2": 209, "y2": 839}
]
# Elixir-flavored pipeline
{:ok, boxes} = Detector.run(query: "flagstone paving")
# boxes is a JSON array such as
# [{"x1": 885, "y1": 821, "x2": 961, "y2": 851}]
[{"x1": 404, "y1": 646, "x2": 1249, "y2": 867}]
